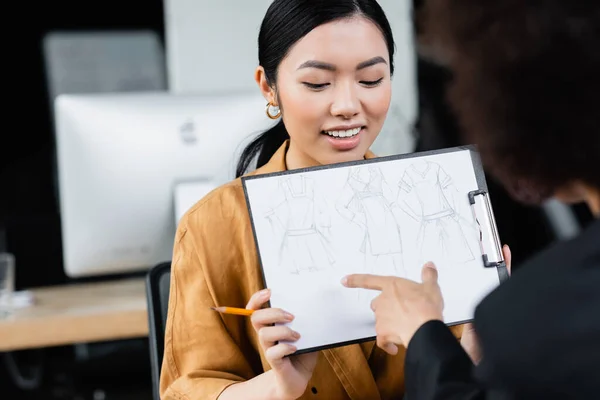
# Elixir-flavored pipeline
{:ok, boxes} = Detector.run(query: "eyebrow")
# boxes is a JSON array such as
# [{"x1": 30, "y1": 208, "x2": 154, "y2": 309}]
[{"x1": 297, "y1": 56, "x2": 387, "y2": 71}]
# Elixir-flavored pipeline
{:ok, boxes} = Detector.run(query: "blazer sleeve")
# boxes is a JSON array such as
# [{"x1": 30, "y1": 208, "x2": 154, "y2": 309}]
[
  {"x1": 404, "y1": 320, "x2": 486, "y2": 400},
  {"x1": 159, "y1": 195, "x2": 260, "y2": 400}
]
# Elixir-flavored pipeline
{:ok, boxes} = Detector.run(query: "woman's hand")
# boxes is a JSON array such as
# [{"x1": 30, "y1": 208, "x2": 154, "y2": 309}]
[
  {"x1": 341, "y1": 263, "x2": 444, "y2": 354},
  {"x1": 460, "y1": 244, "x2": 512, "y2": 364},
  {"x1": 246, "y1": 289, "x2": 318, "y2": 400}
]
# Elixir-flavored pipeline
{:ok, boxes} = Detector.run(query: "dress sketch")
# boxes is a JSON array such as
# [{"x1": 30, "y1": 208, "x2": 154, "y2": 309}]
[
  {"x1": 264, "y1": 175, "x2": 335, "y2": 275},
  {"x1": 335, "y1": 165, "x2": 404, "y2": 276},
  {"x1": 396, "y1": 160, "x2": 475, "y2": 268}
]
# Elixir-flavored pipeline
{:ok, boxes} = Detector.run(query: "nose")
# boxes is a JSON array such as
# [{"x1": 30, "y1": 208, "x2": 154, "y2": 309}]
[{"x1": 330, "y1": 82, "x2": 360, "y2": 119}]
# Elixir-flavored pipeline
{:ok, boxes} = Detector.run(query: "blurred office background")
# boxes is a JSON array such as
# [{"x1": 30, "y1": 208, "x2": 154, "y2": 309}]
[{"x1": 0, "y1": 0, "x2": 594, "y2": 399}]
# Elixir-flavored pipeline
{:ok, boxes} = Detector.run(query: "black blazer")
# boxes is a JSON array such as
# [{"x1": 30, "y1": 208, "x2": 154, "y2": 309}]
[{"x1": 404, "y1": 218, "x2": 600, "y2": 400}]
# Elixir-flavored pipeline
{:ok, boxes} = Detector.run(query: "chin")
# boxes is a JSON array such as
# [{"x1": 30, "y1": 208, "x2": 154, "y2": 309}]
[{"x1": 321, "y1": 148, "x2": 367, "y2": 166}]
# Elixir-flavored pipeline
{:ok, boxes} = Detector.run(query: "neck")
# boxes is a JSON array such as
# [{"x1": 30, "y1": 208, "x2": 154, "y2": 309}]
[
  {"x1": 285, "y1": 141, "x2": 322, "y2": 170},
  {"x1": 585, "y1": 186, "x2": 600, "y2": 217}
]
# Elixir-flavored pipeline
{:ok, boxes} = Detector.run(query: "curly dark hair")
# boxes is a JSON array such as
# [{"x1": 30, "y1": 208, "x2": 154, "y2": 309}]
[{"x1": 420, "y1": 1, "x2": 600, "y2": 204}]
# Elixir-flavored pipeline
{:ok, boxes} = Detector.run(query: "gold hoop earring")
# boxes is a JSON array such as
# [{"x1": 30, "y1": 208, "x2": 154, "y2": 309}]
[{"x1": 266, "y1": 102, "x2": 281, "y2": 119}]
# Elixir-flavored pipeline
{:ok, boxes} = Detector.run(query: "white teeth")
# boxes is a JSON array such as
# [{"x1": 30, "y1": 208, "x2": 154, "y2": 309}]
[{"x1": 324, "y1": 127, "x2": 362, "y2": 138}]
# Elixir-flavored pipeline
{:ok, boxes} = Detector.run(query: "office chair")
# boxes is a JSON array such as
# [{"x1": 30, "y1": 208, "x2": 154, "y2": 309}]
[{"x1": 146, "y1": 261, "x2": 172, "y2": 400}]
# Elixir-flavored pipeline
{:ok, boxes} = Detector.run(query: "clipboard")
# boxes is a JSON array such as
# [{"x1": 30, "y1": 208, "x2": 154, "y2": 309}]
[
  {"x1": 241, "y1": 145, "x2": 508, "y2": 355},
  {"x1": 468, "y1": 189, "x2": 510, "y2": 282}
]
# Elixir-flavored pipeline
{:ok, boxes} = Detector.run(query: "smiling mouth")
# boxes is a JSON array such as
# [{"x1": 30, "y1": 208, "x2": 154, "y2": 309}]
[{"x1": 321, "y1": 127, "x2": 364, "y2": 138}]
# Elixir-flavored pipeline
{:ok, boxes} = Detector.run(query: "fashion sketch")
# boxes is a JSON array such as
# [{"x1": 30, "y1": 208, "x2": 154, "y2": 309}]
[
  {"x1": 335, "y1": 165, "x2": 404, "y2": 277},
  {"x1": 396, "y1": 160, "x2": 475, "y2": 269},
  {"x1": 264, "y1": 174, "x2": 335, "y2": 275}
]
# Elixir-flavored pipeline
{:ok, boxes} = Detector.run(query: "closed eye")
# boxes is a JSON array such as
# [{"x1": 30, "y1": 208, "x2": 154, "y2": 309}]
[
  {"x1": 360, "y1": 77, "x2": 384, "y2": 87},
  {"x1": 302, "y1": 82, "x2": 330, "y2": 90}
]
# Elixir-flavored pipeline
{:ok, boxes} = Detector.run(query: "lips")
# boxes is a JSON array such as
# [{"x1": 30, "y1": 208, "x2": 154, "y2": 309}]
[{"x1": 322, "y1": 127, "x2": 364, "y2": 151}]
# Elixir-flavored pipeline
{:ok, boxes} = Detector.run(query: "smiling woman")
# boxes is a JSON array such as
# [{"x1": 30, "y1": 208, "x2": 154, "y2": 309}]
[
  {"x1": 266, "y1": 15, "x2": 393, "y2": 169},
  {"x1": 291, "y1": 53, "x2": 390, "y2": 153},
  {"x1": 159, "y1": 1, "x2": 461, "y2": 400},
  {"x1": 235, "y1": 2, "x2": 396, "y2": 177}
]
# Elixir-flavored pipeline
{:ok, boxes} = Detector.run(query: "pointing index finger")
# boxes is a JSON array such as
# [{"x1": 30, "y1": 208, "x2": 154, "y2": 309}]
[{"x1": 342, "y1": 274, "x2": 389, "y2": 291}]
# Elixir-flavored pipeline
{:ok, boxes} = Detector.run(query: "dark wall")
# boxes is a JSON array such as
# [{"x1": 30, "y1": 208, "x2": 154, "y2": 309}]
[
  {"x1": 0, "y1": 0, "x2": 164, "y2": 289},
  {"x1": 1, "y1": 3, "x2": 164, "y2": 398}
]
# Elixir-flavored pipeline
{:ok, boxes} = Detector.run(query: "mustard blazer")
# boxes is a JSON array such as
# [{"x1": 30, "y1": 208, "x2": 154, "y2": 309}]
[{"x1": 160, "y1": 140, "x2": 464, "y2": 400}]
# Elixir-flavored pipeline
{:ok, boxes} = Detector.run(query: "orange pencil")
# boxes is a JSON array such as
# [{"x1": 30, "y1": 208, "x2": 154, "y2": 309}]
[{"x1": 210, "y1": 306, "x2": 254, "y2": 316}]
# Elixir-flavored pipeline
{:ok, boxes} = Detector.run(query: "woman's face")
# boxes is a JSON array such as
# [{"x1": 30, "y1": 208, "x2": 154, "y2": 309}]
[{"x1": 262, "y1": 16, "x2": 392, "y2": 168}]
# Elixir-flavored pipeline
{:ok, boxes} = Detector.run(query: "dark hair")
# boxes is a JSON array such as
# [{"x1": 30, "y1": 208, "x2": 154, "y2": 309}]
[
  {"x1": 421, "y1": 0, "x2": 600, "y2": 204},
  {"x1": 235, "y1": 0, "x2": 395, "y2": 178}
]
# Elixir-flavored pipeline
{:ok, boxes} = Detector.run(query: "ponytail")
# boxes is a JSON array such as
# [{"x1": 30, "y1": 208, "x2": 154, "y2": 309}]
[{"x1": 235, "y1": 119, "x2": 289, "y2": 178}]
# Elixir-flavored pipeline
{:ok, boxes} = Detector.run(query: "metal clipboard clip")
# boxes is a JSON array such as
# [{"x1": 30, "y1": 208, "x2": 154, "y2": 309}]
[{"x1": 468, "y1": 189, "x2": 506, "y2": 269}]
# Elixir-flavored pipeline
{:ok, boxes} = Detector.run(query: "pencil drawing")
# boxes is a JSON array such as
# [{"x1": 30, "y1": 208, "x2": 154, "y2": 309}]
[
  {"x1": 396, "y1": 160, "x2": 475, "y2": 269},
  {"x1": 264, "y1": 174, "x2": 335, "y2": 275},
  {"x1": 335, "y1": 165, "x2": 404, "y2": 277}
]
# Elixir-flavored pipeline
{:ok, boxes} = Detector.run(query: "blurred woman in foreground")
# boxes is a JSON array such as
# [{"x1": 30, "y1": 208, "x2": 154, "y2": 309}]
[{"x1": 343, "y1": 1, "x2": 600, "y2": 398}]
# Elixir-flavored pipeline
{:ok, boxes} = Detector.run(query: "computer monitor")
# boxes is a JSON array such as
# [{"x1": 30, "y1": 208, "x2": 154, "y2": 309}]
[{"x1": 53, "y1": 91, "x2": 274, "y2": 278}]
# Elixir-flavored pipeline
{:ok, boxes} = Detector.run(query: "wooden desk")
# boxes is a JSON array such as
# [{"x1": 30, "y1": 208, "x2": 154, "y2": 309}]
[{"x1": 0, "y1": 278, "x2": 148, "y2": 352}]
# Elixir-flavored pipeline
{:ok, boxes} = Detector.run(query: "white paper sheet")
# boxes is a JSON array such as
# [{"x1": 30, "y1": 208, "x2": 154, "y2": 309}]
[{"x1": 243, "y1": 149, "x2": 502, "y2": 352}]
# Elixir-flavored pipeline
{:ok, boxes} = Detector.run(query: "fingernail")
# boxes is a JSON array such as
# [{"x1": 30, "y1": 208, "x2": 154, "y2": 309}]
[
  {"x1": 292, "y1": 331, "x2": 301, "y2": 339},
  {"x1": 424, "y1": 262, "x2": 436, "y2": 270},
  {"x1": 260, "y1": 288, "x2": 270, "y2": 296},
  {"x1": 341, "y1": 276, "x2": 348, "y2": 286},
  {"x1": 284, "y1": 312, "x2": 294, "y2": 321}
]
